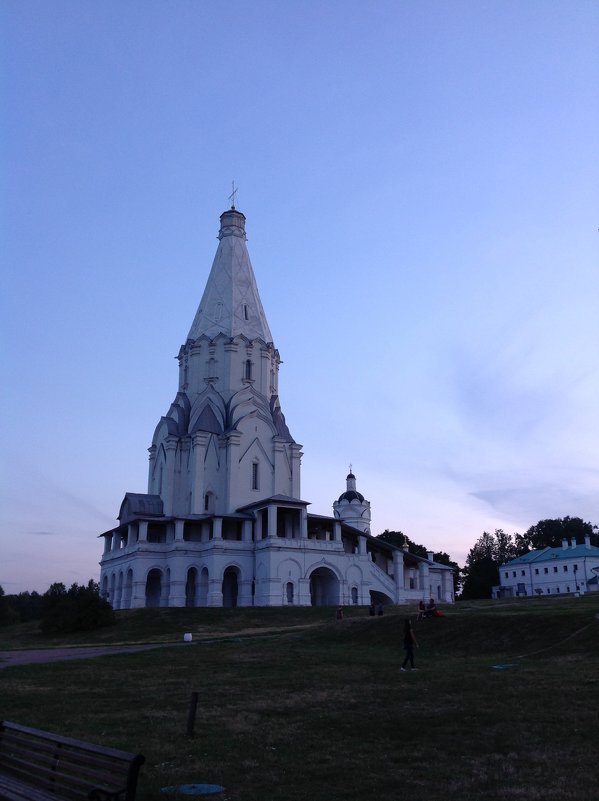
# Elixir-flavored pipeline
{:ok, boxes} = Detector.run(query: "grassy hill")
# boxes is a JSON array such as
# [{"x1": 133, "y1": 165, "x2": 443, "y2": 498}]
[{"x1": 2, "y1": 596, "x2": 598, "y2": 801}]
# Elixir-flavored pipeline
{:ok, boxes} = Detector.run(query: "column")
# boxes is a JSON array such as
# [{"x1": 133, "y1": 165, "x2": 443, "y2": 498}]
[
  {"x1": 138, "y1": 521, "x2": 148, "y2": 542},
  {"x1": 242, "y1": 519, "x2": 253, "y2": 542},
  {"x1": 191, "y1": 432, "x2": 209, "y2": 514},
  {"x1": 393, "y1": 550, "x2": 405, "y2": 593},
  {"x1": 174, "y1": 519, "x2": 185, "y2": 542},
  {"x1": 126, "y1": 524, "x2": 135, "y2": 547},
  {"x1": 163, "y1": 436, "x2": 178, "y2": 516},
  {"x1": 267, "y1": 505, "x2": 277, "y2": 537}
]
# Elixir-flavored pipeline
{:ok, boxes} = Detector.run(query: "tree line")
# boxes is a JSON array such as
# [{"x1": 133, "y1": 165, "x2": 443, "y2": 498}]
[
  {"x1": 0, "y1": 580, "x2": 114, "y2": 632},
  {"x1": 1, "y1": 516, "x2": 597, "y2": 624}
]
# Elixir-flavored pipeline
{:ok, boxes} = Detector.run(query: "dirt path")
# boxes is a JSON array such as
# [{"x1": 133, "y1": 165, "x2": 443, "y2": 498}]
[{"x1": 0, "y1": 643, "x2": 176, "y2": 669}]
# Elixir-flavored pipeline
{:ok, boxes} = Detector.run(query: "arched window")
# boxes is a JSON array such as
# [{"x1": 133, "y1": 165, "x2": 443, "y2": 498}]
[
  {"x1": 351, "y1": 586, "x2": 358, "y2": 605},
  {"x1": 245, "y1": 359, "x2": 253, "y2": 380},
  {"x1": 251, "y1": 462, "x2": 259, "y2": 490}
]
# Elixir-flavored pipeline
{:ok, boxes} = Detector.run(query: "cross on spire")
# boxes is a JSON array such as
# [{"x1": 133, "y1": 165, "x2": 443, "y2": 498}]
[{"x1": 229, "y1": 181, "x2": 238, "y2": 210}]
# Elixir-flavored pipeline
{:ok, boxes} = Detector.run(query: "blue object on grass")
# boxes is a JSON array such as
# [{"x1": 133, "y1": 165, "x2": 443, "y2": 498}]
[{"x1": 161, "y1": 784, "x2": 225, "y2": 795}]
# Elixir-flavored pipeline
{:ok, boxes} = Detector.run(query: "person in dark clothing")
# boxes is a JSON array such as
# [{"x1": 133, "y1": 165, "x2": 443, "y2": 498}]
[{"x1": 401, "y1": 619, "x2": 418, "y2": 671}]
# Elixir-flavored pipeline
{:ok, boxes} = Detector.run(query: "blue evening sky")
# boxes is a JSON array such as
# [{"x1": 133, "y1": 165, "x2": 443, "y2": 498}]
[{"x1": 2, "y1": 0, "x2": 598, "y2": 593}]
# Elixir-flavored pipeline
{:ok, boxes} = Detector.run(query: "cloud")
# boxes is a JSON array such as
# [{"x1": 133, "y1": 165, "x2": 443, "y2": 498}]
[
  {"x1": 30, "y1": 530, "x2": 60, "y2": 537},
  {"x1": 470, "y1": 480, "x2": 597, "y2": 526}
]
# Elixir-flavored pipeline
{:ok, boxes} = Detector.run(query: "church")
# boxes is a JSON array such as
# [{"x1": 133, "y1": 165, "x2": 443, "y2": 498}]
[{"x1": 98, "y1": 203, "x2": 454, "y2": 609}]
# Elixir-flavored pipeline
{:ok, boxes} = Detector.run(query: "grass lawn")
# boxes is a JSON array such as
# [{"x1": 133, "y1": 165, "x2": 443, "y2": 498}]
[{"x1": 2, "y1": 596, "x2": 598, "y2": 800}]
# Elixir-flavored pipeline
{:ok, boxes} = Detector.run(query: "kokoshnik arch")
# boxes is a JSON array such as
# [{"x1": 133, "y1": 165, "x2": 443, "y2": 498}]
[{"x1": 98, "y1": 204, "x2": 455, "y2": 608}]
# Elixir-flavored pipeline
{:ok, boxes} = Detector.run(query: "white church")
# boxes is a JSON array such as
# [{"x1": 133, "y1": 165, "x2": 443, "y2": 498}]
[{"x1": 99, "y1": 204, "x2": 454, "y2": 609}]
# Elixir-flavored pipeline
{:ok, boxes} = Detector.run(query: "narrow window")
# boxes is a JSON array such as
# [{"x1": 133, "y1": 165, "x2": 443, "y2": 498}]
[
  {"x1": 245, "y1": 359, "x2": 252, "y2": 380},
  {"x1": 215, "y1": 302, "x2": 223, "y2": 321},
  {"x1": 553, "y1": 566, "x2": 558, "y2": 573},
  {"x1": 544, "y1": 567, "x2": 548, "y2": 574},
  {"x1": 521, "y1": 570, "x2": 525, "y2": 576},
  {"x1": 251, "y1": 462, "x2": 259, "y2": 490},
  {"x1": 563, "y1": 565, "x2": 568, "y2": 572},
  {"x1": 243, "y1": 304, "x2": 249, "y2": 320},
  {"x1": 535, "y1": 568, "x2": 539, "y2": 574},
  {"x1": 504, "y1": 572, "x2": 508, "y2": 578}
]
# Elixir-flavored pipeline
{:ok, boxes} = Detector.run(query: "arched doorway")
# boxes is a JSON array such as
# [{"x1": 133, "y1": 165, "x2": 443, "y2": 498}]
[
  {"x1": 309, "y1": 567, "x2": 339, "y2": 606},
  {"x1": 145, "y1": 569, "x2": 162, "y2": 608},
  {"x1": 222, "y1": 567, "x2": 239, "y2": 608},
  {"x1": 286, "y1": 582, "x2": 294, "y2": 604},
  {"x1": 186, "y1": 568, "x2": 197, "y2": 607}
]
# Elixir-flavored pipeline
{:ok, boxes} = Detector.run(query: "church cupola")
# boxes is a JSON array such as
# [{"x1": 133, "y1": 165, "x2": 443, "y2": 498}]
[{"x1": 333, "y1": 467, "x2": 371, "y2": 534}]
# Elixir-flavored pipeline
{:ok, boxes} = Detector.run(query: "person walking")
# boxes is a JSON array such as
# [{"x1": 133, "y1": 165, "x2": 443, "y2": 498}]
[{"x1": 401, "y1": 619, "x2": 418, "y2": 671}]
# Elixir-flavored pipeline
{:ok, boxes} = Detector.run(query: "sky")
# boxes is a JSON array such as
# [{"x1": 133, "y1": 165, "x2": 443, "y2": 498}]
[{"x1": 2, "y1": 0, "x2": 598, "y2": 594}]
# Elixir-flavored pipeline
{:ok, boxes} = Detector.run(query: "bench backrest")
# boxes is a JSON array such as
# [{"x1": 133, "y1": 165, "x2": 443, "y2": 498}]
[{"x1": 0, "y1": 721, "x2": 145, "y2": 801}]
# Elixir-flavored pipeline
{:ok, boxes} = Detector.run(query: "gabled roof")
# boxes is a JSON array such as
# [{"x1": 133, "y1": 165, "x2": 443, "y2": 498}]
[{"x1": 118, "y1": 493, "x2": 164, "y2": 524}]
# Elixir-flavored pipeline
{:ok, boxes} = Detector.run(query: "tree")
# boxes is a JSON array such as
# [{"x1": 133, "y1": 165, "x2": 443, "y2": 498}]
[
  {"x1": 516, "y1": 517, "x2": 597, "y2": 552},
  {"x1": 461, "y1": 529, "x2": 521, "y2": 599},
  {"x1": 39, "y1": 580, "x2": 115, "y2": 634},
  {"x1": 377, "y1": 530, "x2": 427, "y2": 557}
]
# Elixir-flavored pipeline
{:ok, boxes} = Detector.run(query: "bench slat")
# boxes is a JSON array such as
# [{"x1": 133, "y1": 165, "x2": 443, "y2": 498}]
[{"x1": 0, "y1": 721, "x2": 144, "y2": 801}]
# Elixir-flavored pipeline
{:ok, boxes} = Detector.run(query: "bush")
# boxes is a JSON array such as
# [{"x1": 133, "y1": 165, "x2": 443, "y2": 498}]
[{"x1": 39, "y1": 580, "x2": 116, "y2": 634}]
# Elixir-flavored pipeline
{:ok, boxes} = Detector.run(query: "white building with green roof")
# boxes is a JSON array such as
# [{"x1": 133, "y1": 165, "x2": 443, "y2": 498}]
[{"x1": 495, "y1": 537, "x2": 599, "y2": 598}]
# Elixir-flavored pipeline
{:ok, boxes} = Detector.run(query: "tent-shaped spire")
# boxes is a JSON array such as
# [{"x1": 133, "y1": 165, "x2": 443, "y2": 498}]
[{"x1": 187, "y1": 208, "x2": 273, "y2": 343}]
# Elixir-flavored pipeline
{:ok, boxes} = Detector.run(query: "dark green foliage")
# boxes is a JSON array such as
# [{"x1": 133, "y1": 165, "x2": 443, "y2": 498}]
[
  {"x1": 39, "y1": 580, "x2": 115, "y2": 634},
  {"x1": 2, "y1": 590, "x2": 44, "y2": 623},
  {"x1": 516, "y1": 516, "x2": 597, "y2": 551},
  {"x1": 0, "y1": 585, "x2": 19, "y2": 626},
  {"x1": 377, "y1": 529, "x2": 426, "y2": 556},
  {"x1": 461, "y1": 530, "x2": 521, "y2": 599},
  {"x1": 461, "y1": 555, "x2": 499, "y2": 599}
]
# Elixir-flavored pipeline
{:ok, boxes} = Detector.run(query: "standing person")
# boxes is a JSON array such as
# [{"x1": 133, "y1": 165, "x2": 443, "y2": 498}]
[{"x1": 401, "y1": 619, "x2": 418, "y2": 671}]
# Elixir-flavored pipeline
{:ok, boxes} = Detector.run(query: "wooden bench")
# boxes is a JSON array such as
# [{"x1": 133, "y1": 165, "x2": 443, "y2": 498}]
[{"x1": 0, "y1": 721, "x2": 145, "y2": 801}]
